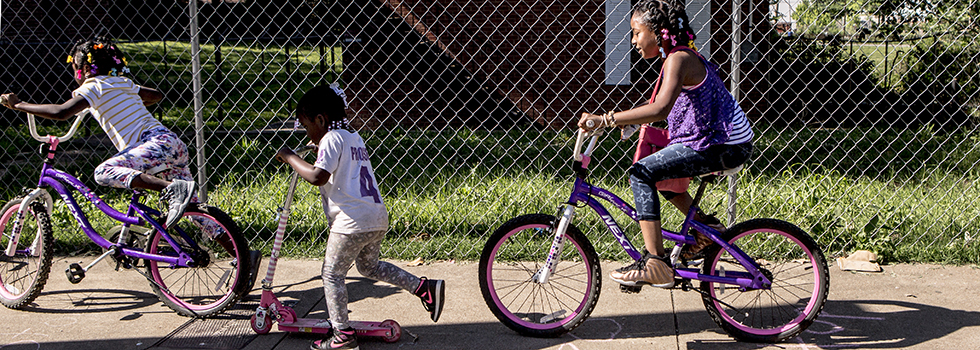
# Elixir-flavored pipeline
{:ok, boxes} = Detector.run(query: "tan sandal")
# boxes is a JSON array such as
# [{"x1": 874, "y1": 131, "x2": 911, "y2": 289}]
[{"x1": 681, "y1": 214, "x2": 726, "y2": 260}]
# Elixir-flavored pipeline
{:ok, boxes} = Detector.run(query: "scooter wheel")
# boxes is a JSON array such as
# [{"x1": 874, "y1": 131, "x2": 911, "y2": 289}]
[
  {"x1": 251, "y1": 314, "x2": 273, "y2": 334},
  {"x1": 379, "y1": 319, "x2": 401, "y2": 343}
]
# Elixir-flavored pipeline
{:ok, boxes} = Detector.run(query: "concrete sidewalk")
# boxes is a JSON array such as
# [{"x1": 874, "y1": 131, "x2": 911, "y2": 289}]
[{"x1": 2, "y1": 256, "x2": 979, "y2": 349}]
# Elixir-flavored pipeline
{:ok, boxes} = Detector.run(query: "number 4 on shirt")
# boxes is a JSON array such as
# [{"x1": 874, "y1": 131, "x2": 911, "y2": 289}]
[{"x1": 359, "y1": 166, "x2": 382, "y2": 203}]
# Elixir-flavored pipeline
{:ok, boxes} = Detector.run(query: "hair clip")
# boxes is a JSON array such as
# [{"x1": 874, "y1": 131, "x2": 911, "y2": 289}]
[
  {"x1": 661, "y1": 29, "x2": 677, "y2": 46},
  {"x1": 110, "y1": 67, "x2": 118, "y2": 76},
  {"x1": 113, "y1": 56, "x2": 121, "y2": 64},
  {"x1": 90, "y1": 65, "x2": 98, "y2": 75},
  {"x1": 328, "y1": 82, "x2": 348, "y2": 109},
  {"x1": 94, "y1": 43, "x2": 104, "y2": 50},
  {"x1": 122, "y1": 57, "x2": 127, "y2": 65},
  {"x1": 76, "y1": 69, "x2": 84, "y2": 80},
  {"x1": 66, "y1": 55, "x2": 74, "y2": 63},
  {"x1": 87, "y1": 53, "x2": 93, "y2": 63}
]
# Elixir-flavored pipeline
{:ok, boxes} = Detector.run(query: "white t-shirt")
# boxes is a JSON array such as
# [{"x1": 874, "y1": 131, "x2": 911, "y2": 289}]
[
  {"x1": 313, "y1": 129, "x2": 389, "y2": 234},
  {"x1": 73, "y1": 76, "x2": 165, "y2": 151}
]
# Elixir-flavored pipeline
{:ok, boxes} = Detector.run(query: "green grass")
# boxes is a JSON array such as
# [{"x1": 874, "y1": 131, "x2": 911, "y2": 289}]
[
  {"x1": 846, "y1": 42, "x2": 915, "y2": 88},
  {"x1": 9, "y1": 124, "x2": 979, "y2": 265}
]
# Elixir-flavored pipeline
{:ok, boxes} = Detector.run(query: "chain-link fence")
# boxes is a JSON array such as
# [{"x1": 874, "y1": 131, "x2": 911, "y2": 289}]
[{"x1": 1, "y1": 0, "x2": 978, "y2": 263}]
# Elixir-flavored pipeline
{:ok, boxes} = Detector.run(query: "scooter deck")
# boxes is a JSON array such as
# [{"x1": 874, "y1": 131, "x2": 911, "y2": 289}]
[
  {"x1": 277, "y1": 318, "x2": 333, "y2": 334},
  {"x1": 277, "y1": 318, "x2": 401, "y2": 342}
]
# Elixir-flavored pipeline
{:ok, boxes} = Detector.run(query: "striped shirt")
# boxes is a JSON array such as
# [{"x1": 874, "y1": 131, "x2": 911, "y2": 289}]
[
  {"x1": 680, "y1": 75, "x2": 753, "y2": 146},
  {"x1": 664, "y1": 49, "x2": 754, "y2": 151},
  {"x1": 73, "y1": 76, "x2": 165, "y2": 151},
  {"x1": 725, "y1": 108, "x2": 753, "y2": 145}
]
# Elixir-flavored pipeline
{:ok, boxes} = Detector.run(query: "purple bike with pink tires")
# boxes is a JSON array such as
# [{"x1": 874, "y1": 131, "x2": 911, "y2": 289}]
[
  {"x1": 479, "y1": 127, "x2": 829, "y2": 342},
  {"x1": 0, "y1": 111, "x2": 252, "y2": 317}
]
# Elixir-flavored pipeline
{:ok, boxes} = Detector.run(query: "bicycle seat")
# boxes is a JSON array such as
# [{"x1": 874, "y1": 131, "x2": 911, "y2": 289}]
[{"x1": 697, "y1": 164, "x2": 743, "y2": 178}]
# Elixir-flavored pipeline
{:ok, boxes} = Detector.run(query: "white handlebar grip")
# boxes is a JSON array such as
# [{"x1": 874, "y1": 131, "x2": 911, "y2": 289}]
[
  {"x1": 585, "y1": 119, "x2": 595, "y2": 128},
  {"x1": 0, "y1": 95, "x2": 8, "y2": 107}
]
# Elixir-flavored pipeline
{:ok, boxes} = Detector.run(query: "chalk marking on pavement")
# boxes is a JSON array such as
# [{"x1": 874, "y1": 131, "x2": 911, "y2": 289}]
[
  {"x1": 805, "y1": 312, "x2": 883, "y2": 335},
  {"x1": 795, "y1": 336, "x2": 812, "y2": 350},
  {"x1": 44, "y1": 316, "x2": 79, "y2": 327},
  {"x1": 805, "y1": 319, "x2": 845, "y2": 335},
  {"x1": 762, "y1": 312, "x2": 898, "y2": 349},
  {"x1": 1, "y1": 330, "x2": 43, "y2": 350},
  {"x1": 555, "y1": 317, "x2": 622, "y2": 349},
  {"x1": 567, "y1": 317, "x2": 623, "y2": 341}
]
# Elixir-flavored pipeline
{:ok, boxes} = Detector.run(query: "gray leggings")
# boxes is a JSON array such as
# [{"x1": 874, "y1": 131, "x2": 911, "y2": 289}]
[{"x1": 322, "y1": 230, "x2": 421, "y2": 329}]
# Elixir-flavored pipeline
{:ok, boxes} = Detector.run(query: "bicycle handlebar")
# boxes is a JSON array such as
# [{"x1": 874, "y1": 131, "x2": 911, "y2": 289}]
[
  {"x1": 27, "y1": 110, "x2": 89, "y2": 143},
  {"x1": 573, "y1": 127, "x2": 603, "y2": 162},
  {"x1": 293, "y1": 144, "x2": 317, "y2": 158}
]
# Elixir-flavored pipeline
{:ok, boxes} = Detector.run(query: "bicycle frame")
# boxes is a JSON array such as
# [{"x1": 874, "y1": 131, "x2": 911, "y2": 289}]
[
  {"x1": 536, "y1": 129, "x2": 771, "y2": 290},
  {"x1": 4, "y1": 113, "x2": 196, "y2": 268}
]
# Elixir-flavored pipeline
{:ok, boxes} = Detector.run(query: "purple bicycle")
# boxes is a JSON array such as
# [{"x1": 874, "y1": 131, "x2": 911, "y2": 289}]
[
  {"x1": 479, "y1": 127, "x2": 829, "y2": 342},
  {"x1": 0, "y1": 111, "x2": 251, "y2": 317}
]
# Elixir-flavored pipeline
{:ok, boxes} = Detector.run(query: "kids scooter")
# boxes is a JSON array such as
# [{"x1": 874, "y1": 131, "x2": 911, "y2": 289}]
[{"x1": 249, "y1": 145, "x2": 401, "y2": 342}]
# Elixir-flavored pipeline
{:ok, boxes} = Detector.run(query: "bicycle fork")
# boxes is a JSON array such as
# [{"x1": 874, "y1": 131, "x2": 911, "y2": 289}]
[
  {"x1": 4, "y1": 188, "x2": 53, "y2": 257},
  {"x1": 533, "y1": 204, "x2": 576, "y2": 284}
]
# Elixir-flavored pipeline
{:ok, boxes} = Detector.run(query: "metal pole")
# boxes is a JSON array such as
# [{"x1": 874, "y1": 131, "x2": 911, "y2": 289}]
[
  {"x1": 189, "y1": 0, "x2": 208, "y2": 202},
  {"x1": 727, "y1": 0, "x2": 743, "y2": 226}
]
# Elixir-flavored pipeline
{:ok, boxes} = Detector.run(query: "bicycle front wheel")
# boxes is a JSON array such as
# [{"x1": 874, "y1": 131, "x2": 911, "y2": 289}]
[
  {"x1": 700, "y1": 218, "x2": 829, "y2": 343},
  {"x1": 146, "y1": 204, "x2": 249, "y2": 317},
  {"x1": 0, "y1": 198, "x2": 53, "y2": 309},
  {"x1": 479, "y1": 214, "x2": 601, "y2": 337}
]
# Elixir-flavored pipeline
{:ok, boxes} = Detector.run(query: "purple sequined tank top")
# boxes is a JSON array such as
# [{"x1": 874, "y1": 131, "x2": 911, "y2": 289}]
[{"x1": 660, "y1": 49, "x2": 742, "y2": 151}]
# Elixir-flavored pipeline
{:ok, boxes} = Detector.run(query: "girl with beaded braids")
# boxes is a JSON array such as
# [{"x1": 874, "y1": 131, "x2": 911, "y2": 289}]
[
  {"x1": 1, "y1": 37, "x2": 196, "y2": 229},
  {"x1": 275, "y1": 84, "x2": 445, "y2": 350},
  {"x1": 578, "y1": 0, "x2": 754, "y2": 288}
]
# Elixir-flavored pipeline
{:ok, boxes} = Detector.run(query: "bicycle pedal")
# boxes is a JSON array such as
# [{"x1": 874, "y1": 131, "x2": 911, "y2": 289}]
[
  {"x1": 679, "y1": 280, "x2": 694, "y2": 292},
  {"x1": 619, "y1": 284, "x2": 642, "y2": 294},
  {"x1": 114, "y1": 259, "x2": 133, "y2": 270},
  {"x1": 66, "y1": 263, "x2": 85, "y2": 284}
]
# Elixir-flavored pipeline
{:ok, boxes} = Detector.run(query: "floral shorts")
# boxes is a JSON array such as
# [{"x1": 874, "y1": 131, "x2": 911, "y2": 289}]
[{"x1": 94, "y1": 127, "x2": 192, "y2": 189}]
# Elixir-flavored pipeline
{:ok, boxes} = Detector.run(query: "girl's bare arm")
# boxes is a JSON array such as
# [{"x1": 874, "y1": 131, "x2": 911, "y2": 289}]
[
  {"x1": 138, "y1": 86, "x2": 164, "y2": 106},
  {"x1": 275, "y1": 147, "x2": 332, "y2": 186},
  {"x1": 0, "y1": 93, "x2": 90, "y2": 121}
]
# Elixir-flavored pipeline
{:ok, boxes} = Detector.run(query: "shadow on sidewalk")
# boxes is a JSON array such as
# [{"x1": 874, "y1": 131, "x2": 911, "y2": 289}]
[
  {"x1": 6, "y1": 275, "x2": 976, "y2": 350},
  {"x1": 3, "y1": 298, "x2": 977, "y2": 350},
  {"x1": 21, "y1": 288, "x2": 160, "y2": 314},
  {"x1": 685, "y1": 299, "x2": 980, "y2": 349}
]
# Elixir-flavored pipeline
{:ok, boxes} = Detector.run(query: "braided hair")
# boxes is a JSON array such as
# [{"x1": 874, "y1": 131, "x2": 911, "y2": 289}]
[
  {"x1": 67, "y1": 37, "x2": 130, "y2": 80},
  {"x1": 296, "y1": 83, "x2": 350, "y2": 131},
  {"x1": 632, "y1": 0, "x2": 697, "y2": 49}
]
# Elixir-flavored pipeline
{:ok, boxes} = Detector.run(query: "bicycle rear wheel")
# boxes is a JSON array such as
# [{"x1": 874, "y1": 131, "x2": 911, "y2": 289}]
[
  {"x1": 479, "y1": 214, "x2": 601, "y2": 337},
  {"x1": 0, "y1": 198, "x2": 53, "y2": 309},
  {"x1": 700, "y1": 218, "x2": 829, "y2": 342},
  {"x1": 145, "y1": 204, "x2": 249, "y2": 317}
]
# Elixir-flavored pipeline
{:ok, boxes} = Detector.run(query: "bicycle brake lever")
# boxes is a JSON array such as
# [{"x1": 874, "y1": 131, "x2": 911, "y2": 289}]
[{"x1": 620, "y1": 124, "x2": 638, "y2": 140}]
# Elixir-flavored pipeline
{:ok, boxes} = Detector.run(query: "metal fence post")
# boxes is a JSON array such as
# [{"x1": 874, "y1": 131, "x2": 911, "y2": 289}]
[
  {"x1": 727, "y1": 0, "x2": 743, "y2": 226},
  {"x1": 189, "y1": 0, "x2": 208, "y2": 202}
]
